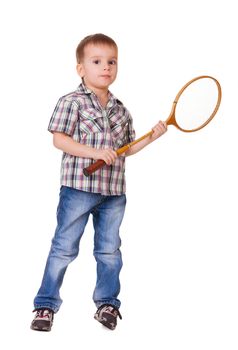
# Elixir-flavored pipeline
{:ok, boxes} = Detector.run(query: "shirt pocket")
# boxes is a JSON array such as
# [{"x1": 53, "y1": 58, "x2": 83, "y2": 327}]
[
  {"x1": 79, "y1": 109, "x2": 104, "y2": 135},
  {"x1": 109, "y1": 115, "x2": 129, "y2": 148}
]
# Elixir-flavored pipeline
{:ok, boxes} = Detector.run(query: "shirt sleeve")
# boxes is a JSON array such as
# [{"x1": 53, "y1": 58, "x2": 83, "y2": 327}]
[
  {"x1": 48, "y1": 97, "x2": 78, "y2": 136},
  {"x1": 125, "y1": 111, "x2": 136, "y2": 143}
]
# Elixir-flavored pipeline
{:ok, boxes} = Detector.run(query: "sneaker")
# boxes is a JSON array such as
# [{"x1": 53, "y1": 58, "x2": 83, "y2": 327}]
[
  {"x1": 94, "y1": 304, "x2": 122, "y2": 330},
  {"x1": 31, "y1": 308, "x2": 54, "y2": 331}
]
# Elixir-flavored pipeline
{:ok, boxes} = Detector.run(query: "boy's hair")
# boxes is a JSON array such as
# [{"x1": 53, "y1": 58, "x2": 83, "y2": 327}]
[{"x1": 76, "y1": 33, "x2": 118, "y2": 63}]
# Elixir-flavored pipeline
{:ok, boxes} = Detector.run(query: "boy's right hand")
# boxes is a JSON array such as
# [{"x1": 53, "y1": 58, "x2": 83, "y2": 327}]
[{"x1": 93, "y1": 148, "x2": 118, "y2": 165}]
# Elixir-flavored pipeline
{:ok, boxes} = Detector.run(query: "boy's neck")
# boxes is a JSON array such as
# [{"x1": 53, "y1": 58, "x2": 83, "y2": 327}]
[{"x1": 85, "y1": 83, "x2": 109, "y2": 108}]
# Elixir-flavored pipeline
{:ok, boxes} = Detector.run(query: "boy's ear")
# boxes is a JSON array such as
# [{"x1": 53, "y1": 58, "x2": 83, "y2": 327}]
[{"x1": 76, "y1": 63, "x2": 84, "y2": 78}]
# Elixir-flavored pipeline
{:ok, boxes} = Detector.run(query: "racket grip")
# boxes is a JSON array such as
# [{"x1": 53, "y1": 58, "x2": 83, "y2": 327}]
[{"x1": 83, "y1": 159, "x2": 106, "y2": 177}]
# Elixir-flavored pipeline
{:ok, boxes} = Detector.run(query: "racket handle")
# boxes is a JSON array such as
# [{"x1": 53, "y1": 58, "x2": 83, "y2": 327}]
[
  {"x1": 83, "y1": 131, "x2": 153, "y2": 176},
  {"x1": 83, "y1": 159, "x2": 106, "y2": 177}
]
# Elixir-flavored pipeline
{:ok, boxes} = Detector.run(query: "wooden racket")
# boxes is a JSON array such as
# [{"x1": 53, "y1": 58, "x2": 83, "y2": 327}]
[{"x1": 83, "y1": 75, "x2": 222, "y2": 177}]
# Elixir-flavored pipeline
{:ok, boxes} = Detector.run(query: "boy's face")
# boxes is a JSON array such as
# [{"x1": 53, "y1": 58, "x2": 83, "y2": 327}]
[{"x1": 77, "y1": 43, "x2": 118, "y2": 91}]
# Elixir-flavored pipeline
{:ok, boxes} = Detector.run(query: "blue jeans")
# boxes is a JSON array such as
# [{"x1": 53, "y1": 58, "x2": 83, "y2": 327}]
[{"x1": 34, "y1": 186, "x2": 126, "y2": 312}]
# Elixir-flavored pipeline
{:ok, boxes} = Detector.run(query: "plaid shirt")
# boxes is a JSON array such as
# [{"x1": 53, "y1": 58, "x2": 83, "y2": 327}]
[{"x1": 48, "y1": 83, "x2": 135, "y2": 195}]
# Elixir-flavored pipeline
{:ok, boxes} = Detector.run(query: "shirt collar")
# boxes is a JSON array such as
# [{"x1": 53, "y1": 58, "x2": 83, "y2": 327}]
[
  {"x1": 77, "y1": 82, "x2": 120, "y2": 110},
  {"x1": 77, "y1": 82, "x2": 92, "y2": 95}
]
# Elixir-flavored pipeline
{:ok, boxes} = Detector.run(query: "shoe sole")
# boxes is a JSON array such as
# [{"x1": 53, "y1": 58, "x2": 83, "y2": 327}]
[
  {"x1": 94, "y1": 315, "x2": 116, "y2": 330},
  {"x1": 30, "y1": 325, "x2": 52, "y2": 332}
]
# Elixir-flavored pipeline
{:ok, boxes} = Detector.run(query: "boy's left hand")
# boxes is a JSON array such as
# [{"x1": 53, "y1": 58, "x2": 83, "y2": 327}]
[{"x1": 150, "y1": 121, "x2": 167, "y2": 141}]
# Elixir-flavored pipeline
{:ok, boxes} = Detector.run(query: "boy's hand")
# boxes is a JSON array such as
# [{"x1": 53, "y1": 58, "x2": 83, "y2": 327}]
[
  {"x1": 151, "y1": 121, "x2": 167, "y2": 141},
  {"x1": 93, "y1": 148, "x2": 118, "y2": 165}
]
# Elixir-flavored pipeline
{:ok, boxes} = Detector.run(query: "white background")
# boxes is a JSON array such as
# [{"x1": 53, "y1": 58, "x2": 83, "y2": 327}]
[{"x1": 0, "y1": 0, "x2": 237, "y2": 349}]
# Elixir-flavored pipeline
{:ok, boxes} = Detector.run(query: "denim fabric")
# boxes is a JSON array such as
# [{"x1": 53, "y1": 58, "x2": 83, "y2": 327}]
[{"x1": 34, "y1": 186, "x2": 126, "y2": 312}]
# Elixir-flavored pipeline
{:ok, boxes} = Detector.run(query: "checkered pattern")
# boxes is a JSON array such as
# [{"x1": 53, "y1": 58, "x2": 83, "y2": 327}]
[{"x1": 48, "y1": 83, "x2": 135, "y2": 195}]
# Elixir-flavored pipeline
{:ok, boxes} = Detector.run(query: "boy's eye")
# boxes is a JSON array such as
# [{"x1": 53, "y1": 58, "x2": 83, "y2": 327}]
[
  {"x1": 109, "y1": 60, "x2": 117, "y2": 65},
  {"x1": 93, "y1": 60, "x2": 100, "y2": 64}
]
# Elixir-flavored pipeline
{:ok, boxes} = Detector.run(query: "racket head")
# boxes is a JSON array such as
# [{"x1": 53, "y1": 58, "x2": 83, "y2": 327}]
[{"x1": 166, "y1": 76, "x2": 222, "y2": 132}]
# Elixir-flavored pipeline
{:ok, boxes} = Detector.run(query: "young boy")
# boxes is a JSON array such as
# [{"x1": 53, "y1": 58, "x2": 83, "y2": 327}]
[{"x1": 31, "y1": 33, "x2": 167, "y2": 332}]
